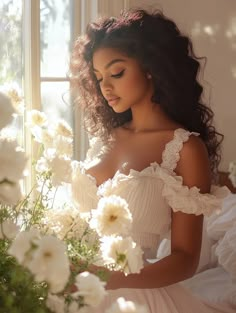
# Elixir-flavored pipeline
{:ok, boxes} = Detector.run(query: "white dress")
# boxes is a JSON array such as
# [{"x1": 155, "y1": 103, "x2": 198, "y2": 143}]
[{"x1": 73, "y1": 128, "x2": 236, "y2": 313}]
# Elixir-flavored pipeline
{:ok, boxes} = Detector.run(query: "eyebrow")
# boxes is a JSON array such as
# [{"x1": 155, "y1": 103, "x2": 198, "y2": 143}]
[{"x1": 93, "y1": 58, "x2": 126, "y2": 72}]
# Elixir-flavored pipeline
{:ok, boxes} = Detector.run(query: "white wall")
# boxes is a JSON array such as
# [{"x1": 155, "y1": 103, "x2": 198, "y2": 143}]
[{"x1": 111, "y1": 0, "x2": 236, "y2": 171}]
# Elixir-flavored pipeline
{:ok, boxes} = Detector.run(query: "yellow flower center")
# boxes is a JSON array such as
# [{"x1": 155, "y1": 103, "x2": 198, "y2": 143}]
[
  {"x1": 44, "y1": 251, "x2": 52, "y2": 258},
  {"x1": 109, "y1": 215, "x2": 118, "y2": 222}
]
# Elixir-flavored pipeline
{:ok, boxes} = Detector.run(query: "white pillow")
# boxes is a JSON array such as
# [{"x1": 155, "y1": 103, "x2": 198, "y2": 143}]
[
  {"x1": 215, "y1": 224, "x2": 236, "y2": 281},
  {"x1": 206, "y1": 193, "x2": 236, "y2": 241}
]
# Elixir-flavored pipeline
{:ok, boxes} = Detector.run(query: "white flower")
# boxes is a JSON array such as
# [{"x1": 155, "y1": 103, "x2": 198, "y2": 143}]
[
  {"x1": 42, "y1": 205, "x2": 89, "y2": 240},
  {"x1": 0, "y1": 127, "x2": 17, "y2": 141},
  {"x1": 27, "y1": 110, "x2": 47, "y2": 128},
  {"x1": 0, "y1": 92, "x2": 16, "y2": 129},
  {"x1": 29, "y1": 125, "x2": 45, "y2": 143},
  {"x1": 46, "y1": 294, "x2": 66, "y2": 313},
  {"x1": 0, "y1": 181, "x2": 23, "y2": 205},
  {"x1": 54, "y1": 135, "x2": 73, "y2": 157},
  {"x1": 46, "y1": 152, "x2": 73, "y2": 186},
  {"x1": 37, "y1": 149, "x2": 73, "y2": 185},
  {"x1": 26, "y1": 110, "x2": 48, "y2": 143},
  {"x1": 34, "y1": 128, "x2": 73, "y2": 157},
  {"x1": 30, "y1": 127, "x2": 53, "y2": 146},
  {"x1": 71, "y1": 161, "x2": 99, "y2": 213},
  {"x1": 73, "y1": 271, "x2": 107, "y2": 307},
  {"x1": 90, "y1": 195, "x2": 132, "y2": 236},
  {"x1": 106, "y1": 297, "x2": 149, "y2": 313},
  {"x1": 8, "y1": 229, "x2": 40, "y2": 265},
  {"x1": 0, "y1": 82, "x2": 24, "y2": 114},
  {"x1": 41, "y1": 128, "x2": 54, "y2": 148},
  {"x1": 100, "y1": 236, "x2": 144, "y2": 275},
  {"x1": 50, "y1": 155, "x2": 73, "y2": 186},
  {"x1": 35, "y1": 156, "x2": 49, "y2": 173},
  {"x1": 68, "y1": 301, "x2": 79, "y2": 313},
  {"x1": 0, "y1": 137, "x2": 27, "y2": 182},
  {"x1": 0, "y1": 219, "x2": 19, "y2": 239},
  {"x1": 27, "y1": 235, "x2": 70, "y2": 293},
  {"x1": 125, "y1": 243, "x2": 144, "y2": 275},
  {"x1": 54, "y1": 119, "x2": 73, "y2": 138}
]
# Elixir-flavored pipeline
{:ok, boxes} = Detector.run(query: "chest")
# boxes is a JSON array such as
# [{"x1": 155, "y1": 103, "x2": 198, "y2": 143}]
[{"x1": 85, "y1": 134, "x2": 168, "y2": 186}]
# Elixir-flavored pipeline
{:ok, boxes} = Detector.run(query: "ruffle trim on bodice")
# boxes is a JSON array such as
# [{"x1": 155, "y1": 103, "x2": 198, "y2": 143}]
[
  {"x1": 71, "y1": 128, "x2": 229, "y2": 217},
  {"x1": 71, "y1": 160, "x2": 229, "y2": 217},
  {"x1": 127, "y1": 163, "x2": 229, "y2": 217}
]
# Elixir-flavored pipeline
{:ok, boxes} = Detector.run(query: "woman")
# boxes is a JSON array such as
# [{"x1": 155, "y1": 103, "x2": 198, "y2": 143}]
[{"x1": 70, "y1": 9, "x2": 234, "y2": 313}]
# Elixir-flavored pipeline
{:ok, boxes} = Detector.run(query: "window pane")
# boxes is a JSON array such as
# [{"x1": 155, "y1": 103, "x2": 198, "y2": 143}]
[
  {"x1": 41, "y1": 81, "x2": 72, "y2": 127},
  {"x1": 40, "y1": 0, "x2": 72, "y2": 77},
  {"x1": 0, "y1": 0, "x2": 23, "y2": 145},
  {"x1": 0, "y1": 0, "x2": 23, "y2": 86}
]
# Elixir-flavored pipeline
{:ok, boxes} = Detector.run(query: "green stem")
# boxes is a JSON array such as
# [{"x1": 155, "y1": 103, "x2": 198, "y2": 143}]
[
  {"x1": 28, "y1": 176, "x2": 48, "y2": 227},
  {"x1": 50, "y1": 186, "x2": 58, "y2": 210}
]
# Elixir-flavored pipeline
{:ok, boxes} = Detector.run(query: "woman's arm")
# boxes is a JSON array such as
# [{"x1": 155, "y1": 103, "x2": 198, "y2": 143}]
[{"x1": 106, "y1": 135, "x2": 212, "y2": 289}]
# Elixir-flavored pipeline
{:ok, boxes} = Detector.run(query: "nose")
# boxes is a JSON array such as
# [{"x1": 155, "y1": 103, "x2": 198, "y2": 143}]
[{"x1": 100, "y1": 77, "x2": 113, "y2": 93}]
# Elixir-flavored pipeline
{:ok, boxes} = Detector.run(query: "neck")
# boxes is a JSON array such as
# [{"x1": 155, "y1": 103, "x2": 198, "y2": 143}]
[{"x1": 126, "y1": 104, "x2": 174, "y2": 133}]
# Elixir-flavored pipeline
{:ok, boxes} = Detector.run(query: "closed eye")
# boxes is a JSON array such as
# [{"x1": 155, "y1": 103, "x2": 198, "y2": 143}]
[
  {"x1": 97, "y1": 69, "x2": 125, "y2": 84},
  {"x1": 111, "y1": 69, "x2": 125, "y2": 78}
]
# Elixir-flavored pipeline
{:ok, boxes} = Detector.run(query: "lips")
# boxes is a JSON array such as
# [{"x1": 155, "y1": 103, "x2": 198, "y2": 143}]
[
  {"x1": 106, "y1": 96, "x2": 119, "y2": 102},
  {"x1": 106, "y1": 96, "x2": 120, "y2": 106}
]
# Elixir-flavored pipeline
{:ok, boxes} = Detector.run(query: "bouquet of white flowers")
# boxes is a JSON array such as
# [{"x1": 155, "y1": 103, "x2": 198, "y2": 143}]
[{"x1": 0, "y1": 89, "x2": 148, "y2": 313}]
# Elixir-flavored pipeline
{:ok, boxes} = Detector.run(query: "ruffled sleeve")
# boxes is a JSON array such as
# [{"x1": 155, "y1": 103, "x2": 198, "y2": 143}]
[{"x1": 158, "y1": 168, "x2": 230, "y2": 216}]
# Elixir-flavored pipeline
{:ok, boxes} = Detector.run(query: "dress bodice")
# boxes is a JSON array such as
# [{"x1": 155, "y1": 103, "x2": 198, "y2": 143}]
[{"x1": 71, "y1": 128, "x2": 229, "y2": 260}]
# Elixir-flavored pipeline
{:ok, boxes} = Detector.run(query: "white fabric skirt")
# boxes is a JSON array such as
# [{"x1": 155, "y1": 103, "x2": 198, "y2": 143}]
[{"x1": 90, "y1": 282, "x2": 235, "y2": 313}]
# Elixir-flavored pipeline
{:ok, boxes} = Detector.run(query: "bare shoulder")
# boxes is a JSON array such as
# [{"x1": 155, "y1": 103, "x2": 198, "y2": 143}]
[
  {"x1": 176, "y1": 134, "x2": 211, "y2": 192},
  {"x1": 179, "y1": 134, "x2": 208, "y2": 161}
]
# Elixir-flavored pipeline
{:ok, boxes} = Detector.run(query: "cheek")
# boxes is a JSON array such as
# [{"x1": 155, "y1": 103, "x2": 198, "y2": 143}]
[
  {"x1": 122, "y1": 71, "x2": 147, "y2": 91},
  {"x1": 126, "y1": 73, "x2": 148, "y2": 96}
]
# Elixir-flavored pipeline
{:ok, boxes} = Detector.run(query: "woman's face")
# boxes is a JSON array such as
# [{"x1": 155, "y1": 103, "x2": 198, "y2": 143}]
[{"x1": 92, "y1": 47, "x2": 154, "y2": 113}]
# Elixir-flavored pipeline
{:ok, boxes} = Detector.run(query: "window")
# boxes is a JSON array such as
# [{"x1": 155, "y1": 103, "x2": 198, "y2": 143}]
[
  {"x1": 0, "y1": 0, "x2": 23, "y2": 143},
  {"x1": 40, "y1": 0, "x2": 72, "y2": 126},
  {"x1": 0, "y1": 1, "x2": 85, "y2": 158},
  {"x1": 0, "y1": 0, "x2": 23, "y2": 87}
]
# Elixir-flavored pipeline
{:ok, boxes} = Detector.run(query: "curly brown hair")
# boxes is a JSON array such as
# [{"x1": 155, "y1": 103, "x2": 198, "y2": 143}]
[{"x1": 70, "y1": 9, "x2": 223, "y2": 176}]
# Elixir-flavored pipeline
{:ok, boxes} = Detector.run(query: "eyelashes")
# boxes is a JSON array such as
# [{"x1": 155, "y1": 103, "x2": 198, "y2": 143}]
[
  {"x1": 111, "y1": 69, "x2": 125, "y2": 78},
  {"x1": 97, "y1": 69, "x2": 125, "y2": 83}
]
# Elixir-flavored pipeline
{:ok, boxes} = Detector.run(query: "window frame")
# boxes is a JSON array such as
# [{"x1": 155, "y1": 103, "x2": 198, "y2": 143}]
[{"x1": 23, "y1": 0, "x2": 41, "y2": 191}]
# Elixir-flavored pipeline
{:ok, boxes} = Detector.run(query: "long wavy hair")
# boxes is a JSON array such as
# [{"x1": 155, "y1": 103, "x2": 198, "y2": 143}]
[{"x1": 70, "y1": 9, "x2": 223, "y2": 176}]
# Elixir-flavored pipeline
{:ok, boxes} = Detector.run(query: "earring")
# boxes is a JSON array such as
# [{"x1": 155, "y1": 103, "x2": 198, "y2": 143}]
[{"x1": 147, "y1": 73, "x2": 152, "y2": 79}]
